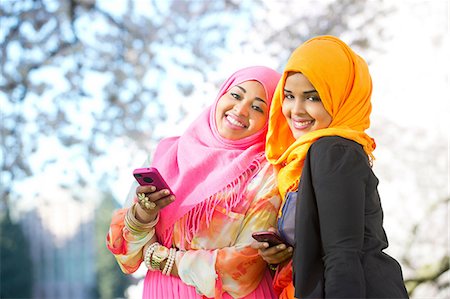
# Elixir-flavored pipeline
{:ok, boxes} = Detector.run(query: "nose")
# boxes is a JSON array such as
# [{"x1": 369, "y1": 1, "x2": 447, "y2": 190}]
[
  {"x1": 233, "y1": 100, "x2": 250, "y2": 117},
  {"x1": 292, "y1": 98, "x2": 306, "y2": 114}
]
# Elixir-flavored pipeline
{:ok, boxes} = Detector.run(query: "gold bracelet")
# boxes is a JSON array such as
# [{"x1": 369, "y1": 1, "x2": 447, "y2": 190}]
[
  {"x1": 144, "y1": 242, "x2": 160, "y2": 270},
  {"x1": 150, "y1": 245, "x2": 170, "y2": 271}
]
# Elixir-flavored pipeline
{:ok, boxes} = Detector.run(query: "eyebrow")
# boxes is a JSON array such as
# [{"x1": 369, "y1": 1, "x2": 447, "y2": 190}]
[
  {"x1": 303, "y1": 89, "x2": 318, "y2": 94},
  {"x1": 235, "y1": 85, "x2": 267, "y2": 105},
  {"x1": 284, "y1": 88, "x2": 317, "y2": 94}
]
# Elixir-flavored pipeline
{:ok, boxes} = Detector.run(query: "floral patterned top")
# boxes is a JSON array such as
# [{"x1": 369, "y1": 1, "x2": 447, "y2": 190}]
[{"x1": 107, "y1": 161, "x2": 281, "y2": 298}]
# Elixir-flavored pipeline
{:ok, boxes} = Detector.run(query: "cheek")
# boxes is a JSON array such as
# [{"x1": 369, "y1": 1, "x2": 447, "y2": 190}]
[
  {"x1": 318, "y1": 111, "x2": 332, "y2": 128},
  {"x1": 215, "y1": 96, "x2": 230, "y2": 115},
  {"x1": 214, "y1": 102, "x2": 225, "y2": 127},
  {"x1": 326, "y1": 115, "x2": 332, "y2": 127},
  {"x1": 281, "y1": 102, "x2": 290, "y2": 118},
  {"x1": 251, "y1": 113, "x2": 268, "y2": 132}
]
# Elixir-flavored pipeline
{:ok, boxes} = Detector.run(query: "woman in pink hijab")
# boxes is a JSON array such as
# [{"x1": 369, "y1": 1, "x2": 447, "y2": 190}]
[{"x1": 107, "y1": 66, "x2": 282, "y2": 298}]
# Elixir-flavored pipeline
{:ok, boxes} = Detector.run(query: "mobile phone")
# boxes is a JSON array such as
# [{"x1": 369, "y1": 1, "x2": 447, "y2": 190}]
[
  {"x1": 252, "y1": 231, "x2": 284, "y2": 247},
  {"x1": 133, "y1": 167, "x2": 174, "y2": 196}
]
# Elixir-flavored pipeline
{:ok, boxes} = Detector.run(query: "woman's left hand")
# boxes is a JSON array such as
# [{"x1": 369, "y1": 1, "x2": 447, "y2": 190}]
[{"x1": 252, "y1": 241, "x2": 293, "y2": 265}]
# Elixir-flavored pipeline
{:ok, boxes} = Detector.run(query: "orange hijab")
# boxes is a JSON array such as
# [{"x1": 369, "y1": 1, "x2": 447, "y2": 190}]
[{"x1": 266, "y1": 35, "x2": 376, "y2": 201}]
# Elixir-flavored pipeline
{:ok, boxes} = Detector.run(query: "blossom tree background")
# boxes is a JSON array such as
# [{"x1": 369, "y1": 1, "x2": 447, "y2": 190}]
[{"x1": 1, "y1": 0, "x2": 448, "y2": 298}]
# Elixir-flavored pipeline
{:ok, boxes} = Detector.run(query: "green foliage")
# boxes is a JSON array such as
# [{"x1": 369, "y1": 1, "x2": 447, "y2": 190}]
[
  {"x1": 0, "y1": 211, "x2": 33, "y2": 298},
  {"x1": 93, "y1": 194, "x2": 131, "y2": 299}
]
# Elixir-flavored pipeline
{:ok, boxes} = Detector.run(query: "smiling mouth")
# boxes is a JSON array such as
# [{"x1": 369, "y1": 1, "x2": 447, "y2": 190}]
[
  {"x1": 292, "y1": 119, "x2": 313, "y2": 129},
  {"x1": 226, "y1": 114, "x2": 247, "y2": 128}
]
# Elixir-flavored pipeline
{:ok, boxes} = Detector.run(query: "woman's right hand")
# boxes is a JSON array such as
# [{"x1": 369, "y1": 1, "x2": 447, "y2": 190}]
[{"x1": 134, "y1": 185, "x2": 175, "y2": 223}]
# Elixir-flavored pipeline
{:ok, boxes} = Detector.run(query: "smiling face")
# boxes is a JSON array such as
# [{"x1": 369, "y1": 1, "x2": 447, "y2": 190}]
[
  {"x1": 215, "y1": 80, "x2": 268, "y2": 140},
  {"x1": 282, "y1": 72, "x2": 332, "y2": 139}
]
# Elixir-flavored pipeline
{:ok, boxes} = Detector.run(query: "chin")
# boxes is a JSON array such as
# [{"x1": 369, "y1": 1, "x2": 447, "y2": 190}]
[
  {"x1": 292, "y1": 132, "x2": 305, "y2": 140},
  {"x1": 218, "y1": 130, "x2": 235, "y2": 140}
]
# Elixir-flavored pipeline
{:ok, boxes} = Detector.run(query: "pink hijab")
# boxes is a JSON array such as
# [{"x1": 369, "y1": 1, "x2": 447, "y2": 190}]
[{"x1": 151, "y1": 66, "x2": 281, "y2": 246}]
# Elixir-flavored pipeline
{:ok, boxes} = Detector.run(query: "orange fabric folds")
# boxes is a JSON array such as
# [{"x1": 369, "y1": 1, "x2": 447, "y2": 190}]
[
  {"x1": 266, "y1": 35, "x2": 376, "y2": 201},
  {"x1": 106, "y1": 208, "x2": 127, "y2": 255}
]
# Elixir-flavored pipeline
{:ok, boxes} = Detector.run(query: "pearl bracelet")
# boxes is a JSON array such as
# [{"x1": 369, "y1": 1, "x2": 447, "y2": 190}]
[
  {"x1": 162, "y1": 248, "x2": 176, "y2": 276},
  {"x1": 144, "y1": 242, "x2": 160, "y2": 270}
]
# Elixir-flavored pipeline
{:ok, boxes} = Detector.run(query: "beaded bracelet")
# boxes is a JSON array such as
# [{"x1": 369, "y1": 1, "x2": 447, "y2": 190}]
[
  {"x1": 162, "y1": 248, "x2": 176, "y2": 276},
  {"x1": 144, "y1": 242, "x2": 160, "y2": 270}
]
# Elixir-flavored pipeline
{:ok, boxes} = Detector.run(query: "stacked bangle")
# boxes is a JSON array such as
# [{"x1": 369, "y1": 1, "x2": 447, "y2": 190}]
[
  {"x1": 162, "y1": 248, "x2": 176, "y2": 276},
  {"x1": 125, "y1": 203, "x2": 159, "y2": 235}
]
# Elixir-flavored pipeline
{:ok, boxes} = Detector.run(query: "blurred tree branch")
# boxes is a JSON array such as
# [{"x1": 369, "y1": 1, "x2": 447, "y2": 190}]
[
  {"x1": 3, "y1": 0, "x2": 391, "y2": 204},
  {"x1": 1, "y1": 0, "x2": 447, "y2": 296},
  {"x1": 402, "y1": 197, "x2": 450, "y2": 296},
  {"x1": 405, "y1": 255, "x2": 449, "y2": 295},
  {"x1": 372, "y1": 119, "x2": 449, "y2": 297},
  {"x1": 0, "y1": 0, "x2": 244, "y2": 203}
]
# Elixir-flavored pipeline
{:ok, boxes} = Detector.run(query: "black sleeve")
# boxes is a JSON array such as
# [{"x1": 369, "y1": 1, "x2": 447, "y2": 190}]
[{"x1": 309, "y1": 138, "x2": 370, "y2": 298}]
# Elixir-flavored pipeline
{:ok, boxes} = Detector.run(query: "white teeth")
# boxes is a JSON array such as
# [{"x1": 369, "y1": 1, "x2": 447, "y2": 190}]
[
  {"x1": 294, "y1": 120, "x2": 313, "y2": 126},
  {"x1": 226, "y1": 115, "x2": 246, "y2": 128}
]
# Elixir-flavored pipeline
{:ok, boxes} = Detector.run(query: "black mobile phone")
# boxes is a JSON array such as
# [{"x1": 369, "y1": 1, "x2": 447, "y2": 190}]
[
  {"x1": 133, "y1": 167, "x2": 174, "y2": 196},
  {"x1": 251, "y1": 231, "x2": 284, "y2": 247}
]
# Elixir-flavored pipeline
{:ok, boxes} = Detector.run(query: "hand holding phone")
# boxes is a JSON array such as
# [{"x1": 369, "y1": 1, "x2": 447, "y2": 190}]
[
  {"x1": 133, "y1": 167, "x2": 174, "y2": 196},
  {"x1": 252, "y1": 231, "x2": 284, "y2": 247}
]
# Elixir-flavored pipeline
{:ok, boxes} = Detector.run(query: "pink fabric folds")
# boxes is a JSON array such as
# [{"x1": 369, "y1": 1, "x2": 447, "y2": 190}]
[
  {"x1": 150, "y1": 66, "x2": 281, "y2": 246},
  {"x1": 143, "y1": 269, "x2": 277, "y2": 299}
]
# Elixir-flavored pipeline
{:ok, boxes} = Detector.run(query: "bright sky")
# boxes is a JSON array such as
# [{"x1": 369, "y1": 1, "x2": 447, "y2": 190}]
[{"x1": 370, "y1": 1, "x2": 449, "y2": 135}]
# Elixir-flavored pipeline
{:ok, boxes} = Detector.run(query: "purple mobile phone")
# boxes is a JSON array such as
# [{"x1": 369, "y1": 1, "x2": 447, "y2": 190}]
[
  {"x1": 252, "y1": 231, "x2": 284, "y2": 247},
  {"x1": 133, "y1": 167, "x2": 174, "y2": 196}
]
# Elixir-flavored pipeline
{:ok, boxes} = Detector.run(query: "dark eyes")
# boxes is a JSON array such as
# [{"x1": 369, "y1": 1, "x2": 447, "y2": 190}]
[
  {"x1": 284, "y1": 93, "x2": 321, "y2": 102},
  {"x1": 306, "y1": 95, "x2": 321, "y2": 102},
  {"x1": 231, "y1": 92, "x2": 241, "y2": 100},
  {"x1": 284, "y1": 93, "x2": 295, "y2": 100},
  {"x1": 252, "y1": 105, "x2": 263, "y2": 113},
  {"x1": 230, "y1": 92, "x2": 264, "y2": 113}
]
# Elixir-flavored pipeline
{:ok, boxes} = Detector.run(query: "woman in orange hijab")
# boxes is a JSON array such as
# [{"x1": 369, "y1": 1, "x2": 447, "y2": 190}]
[{"x1": 258, "y1": 36, "x2": 409, "y2": 298}]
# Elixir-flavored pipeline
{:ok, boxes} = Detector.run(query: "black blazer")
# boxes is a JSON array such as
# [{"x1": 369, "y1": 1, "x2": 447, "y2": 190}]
[{"x1": 293, "y1": 136, "x2": 408, "y2": 298}]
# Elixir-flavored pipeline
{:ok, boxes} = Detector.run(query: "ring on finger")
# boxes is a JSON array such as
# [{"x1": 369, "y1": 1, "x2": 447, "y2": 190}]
[{"x1": 137, "y1": 193, "x2": 157, "y2": 210}]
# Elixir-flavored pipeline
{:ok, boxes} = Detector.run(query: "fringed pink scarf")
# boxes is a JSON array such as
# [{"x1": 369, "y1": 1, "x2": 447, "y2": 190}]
[{"x1": 150, "y1": 66, "x2": 281, "y2": 247}]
